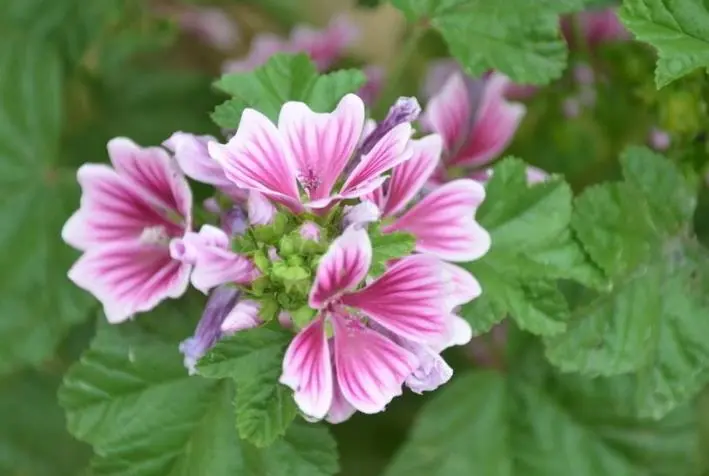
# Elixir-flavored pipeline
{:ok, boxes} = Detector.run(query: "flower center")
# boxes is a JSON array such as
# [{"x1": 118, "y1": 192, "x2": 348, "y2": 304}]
[
  {"x1": 299, "y1": 168, "x2": 321, "y2": 195},
  {"x1": 139, "y1": 225, "x2": 171, "y2": 246}
]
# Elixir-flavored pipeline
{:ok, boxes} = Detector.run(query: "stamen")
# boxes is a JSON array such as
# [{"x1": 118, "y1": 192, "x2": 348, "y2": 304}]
[{"x1": 139, "y1": 225, "x2": 171, "y2": 246}]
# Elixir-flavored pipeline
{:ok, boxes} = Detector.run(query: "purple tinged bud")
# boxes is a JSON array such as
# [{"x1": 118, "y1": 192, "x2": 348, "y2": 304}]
[
  {"x1": 179, "y1": 285, "x2": 240, "y2": 375},
  {"x1": 359, "y1": 97, "x2": 420, "y2": 156},
  {"x1": 573, "y1": 63, "x2": 595, "y2": 86},
  {"x1": 299, "y1": 221, "x2": 321, "y2": 241},
  {"x1": 220, "y1": 205, "x2": 248, "y2": 237},
  {"x1": 268, "y1": 246, "x2": 281, "y2": 262},
  {"x1": 203, "y1": 197, "x2": 221, "y2": 215}
]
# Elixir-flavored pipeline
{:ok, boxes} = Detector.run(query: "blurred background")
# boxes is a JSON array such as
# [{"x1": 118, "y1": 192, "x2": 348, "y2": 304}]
[{"x1": 3, "y1": 0, "x2": 709, "y2": 474}]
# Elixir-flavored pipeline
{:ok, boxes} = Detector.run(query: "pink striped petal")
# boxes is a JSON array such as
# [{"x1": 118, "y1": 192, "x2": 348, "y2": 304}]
[
  {"x1": 341, "y1": 255, "x2": 447, "y2": 343},
  {"x1": 280, "y1": 317, "x2": 333, "y2": 420},
  {"x1": 443, "y1": 314, "x2": 473, "y2": 349},
  {"x1": 326, "y1": 376, "x2": 357, "y2": 424},
  {"x1": 62, "y1": 164, "x2": 181, "y2": 251},
  {"x1": 68, "y1": 241, "x2": 190, "y2": 323},
  {"x1": 221, "y1": 299, "x2": 262, "y2": 333},
  {"x1": 441, "y1": 262, "x2": 482, "y2": 308},
  {"x1": 420, "y1": 72, "x2": 471, "y2": 152},
  {"x1": 339, "y1": 123, "x2": 413, "y2": 199},
  {"x1": 402, "y1": 341, "x2": 453, "y2": 394},
  {"x1": 170, "y1": 225, "x2": 255, "y2": 293},
  {"x1": 108, "y1": 138, "x2": 192, "y2": 220},
  {"x1": 451, "y1": 73, "x2": 526, "y2": 168},
  {"x1": 247, "y1": 191, "x2": 276, "y2": 225},
  {"x1": 332, "y1": 314, "x2": 418, "y2": 414},
  {"x1": 309, "y1": 226, "x2": 372, "y2": 308},
  {"x1": 422, "y1": 59, "x2": 459, "y2": 99},
  {"x1": 381, "y1": 134, "x2": 442, "y2": 218},
  {"x1": 384, "y1": 179, "x2": 491, "y2": 262},
  {"x1": 209, "y1": 109, "x2": 302, "y2": 210},
  {"x1": 279, "y1": 94, "x2": 364, "y2": 201},
  {"x1": 342, "y1": 201, "x2": 380, "y2": 228}
]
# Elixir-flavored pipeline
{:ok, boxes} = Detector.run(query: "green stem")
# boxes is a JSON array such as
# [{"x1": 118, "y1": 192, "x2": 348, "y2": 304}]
[{"x1": 372, "y1": 24, "x2": 427, "y2": 118}]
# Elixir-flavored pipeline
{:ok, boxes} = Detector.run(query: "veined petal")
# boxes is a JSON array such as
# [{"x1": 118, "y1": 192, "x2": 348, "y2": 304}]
[
  {"x1": 420, "y1": 72, "x2": 471, "y2": 152},
  {"x1": 402, "y1": 341, "x2": 453, "y2": 394},
  {"x1": 309, "y1": 226, "x2": 372, "y2": 308},
  {"x1": 326, "y1": 376, "x2": 357, "y2": 424},
  {"x1": 332, "y1": 314, "x2": 418, "y2": 414},
  {"x1": 280, "y1": 317, "x2": 333, "y2": 420},
  {"x1": 163, "y1": 132, "x2": 244, "y2": 200},
  {"x1": 384, "y1": 179, "x2": 491, "y2": 262},
  {"x1": 209, "y1": 108, "x2": 301, "y2": 209},
  {"x1": 170, "y1": 225, "x2": 256, "y2": 293},
  {"x1": 62, "y1": 164, "x2": 181, "y2": 251},
  {"x1": 279, "y1": 94, "x2": 365, "y2": 200},
  {"x1": 339, "y1": 123, "x2": 413, "y2": 199},
  {"x1": 341, "y1": 255, "x2": 447, "y2": 343},
  {"x1": 221, "y1": 299, "x2": 262, "y2": 333},
  {"x1": 247, "y1": 191, "x2": 276, "y2": 225},
  {"x1": 452, "y1": 73, "x2": 526, "y2": 168},
  {"x1": 381, "y1": 134, "x2": 442, "y2": 217},
  {"x1": 441, "y1": 262, "x2": 482, "y2": 308},
  {"x1": 108, "y1": 137, "x2": 192, "y2": 221},
  {"x1": 68, "y1": 241, "x2": 190, "y2": 323},
  {"x1": 342, "y1": 201, "x2": 380, "y2": 228},
  {"x1": 309, "y1": 226, "x2": 372, "y2": 309},
  {"x1": 443, "y1": 314, "x2": 473, "y2": 350}
]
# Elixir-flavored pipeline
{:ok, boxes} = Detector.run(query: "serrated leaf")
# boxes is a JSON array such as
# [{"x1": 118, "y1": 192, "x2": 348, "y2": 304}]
[
  {"x1": 198, "y1": 327, "x2": 297, "y2": 446},
  {"x1": 0, "y1": 33, "x2": 94, "y2": 375},
  {"x1": 460, "y1": 158, "x2": 602, "y2": 337},
  {"x1": 59, "y1": 304, "x2": 337, "y2": 475},
  {"x1": 369, "y1": 230, "x2": 416, "y2": 276},
  {"x1": 385, "y1": 352, "x2": 698, "y2": 476},
  {"x1": 198, "y1": 327, "x2": 292, "y2": 380},
  {"x1": 620, "y1": 0, "x2": 709, "y2": 88},
  {"x1": 235, "y1": 364, "x2": 298, "y2": 447},
  {"x1": 212, "y1": 54, "x2": 366, "y2": 128},
  {"x1": 0, "y1": 371, "x2": 89, "y2": 475},
  {"x1": 545, "y1": 147, "x2": 709, "y2": 418}
]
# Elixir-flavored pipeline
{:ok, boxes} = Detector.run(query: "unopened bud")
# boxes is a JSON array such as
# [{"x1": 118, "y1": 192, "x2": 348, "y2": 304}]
[
  {"x1": 359, "y1": 97, "x2": 420, "y2": 156},
  {"x1": 299, "y1": 221, "x2": 321, "y2": 241}
]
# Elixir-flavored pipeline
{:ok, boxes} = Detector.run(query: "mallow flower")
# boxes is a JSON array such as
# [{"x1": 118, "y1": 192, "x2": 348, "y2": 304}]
[{"x1": 62, "y1": 138, "x2": 193, "y2": 323}]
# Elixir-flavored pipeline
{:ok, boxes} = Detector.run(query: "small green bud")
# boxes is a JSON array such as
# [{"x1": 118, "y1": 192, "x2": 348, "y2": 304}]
[
  {"x1": 290, "y1": 304, "x2": 317, "y2": 329},
  {"x1": 252, "y1": 250, "x2": 270, "y2": 273},
  {"x1": 258, "y1": 298, "x2": 280, "y2": 321}
]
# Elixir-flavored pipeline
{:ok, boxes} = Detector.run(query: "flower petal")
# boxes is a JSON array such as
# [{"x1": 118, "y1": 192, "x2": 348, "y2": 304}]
[
  {"x1": 68, "y1": 241, "x2": 190, "y2": 323},
  {"x1": 341, "y1": 255, "x2": 447, "y2": 343},
  {"x1": 342, "y1": 201, "x2": 381, "y2": 228},
  {"x1": 420, "y1": 72, "x2": 471, "y2": 152},
  {"x1": 209, "y1": 108, "x2": 301, "y2": 210},
  {"x1": 402, "y1": 341, "x2": 453, "y2": 394},
  {"x1": 326, "y1": 377, "x2": 357, "y2": 424},
  {"x1": 441, "y1": 262, "x2": 482, "y2": 308},
  {"x1": 451, "y1": 73, "x2": 526, "y2": 168},
  {"x1": 170, "y1": 225, "x2": 256, "y2": 293},
  {"x1": 108, "y1": 137, "x2": 192, "y2": 220},
  {"x1": 61, "y1": 164, "x2": 181, "y2": 251},
  {"x1": 221, "y1": 299, "x2": 262, "y2": 333},
  {"x1": 280, "y1": 317, "x2": 333, "y2": 420},
  {"x1": 339, "y1": 123, "x2": 413, "y2": 199},
  {"x1": 279, "y1": 94, "x2": 364, "y2": 201},
  {"x1": 384, "y1": 179, "x2": 491, "y2": 262},
  {"x1": 247, "y1": 191, "x2": 276, "y2": 225},
  {"x1": 381, "y1": 134, "x2": 442, "y2": 217},
  {"x1": 332, "y1": 314, "x2": 418, "y2": 414},
  {"x1": 309, "y1": 226, "x2": 372, "y2": 308}
]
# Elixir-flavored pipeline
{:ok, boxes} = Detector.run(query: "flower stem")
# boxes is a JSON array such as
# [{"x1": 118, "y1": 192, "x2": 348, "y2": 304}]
[{"x1": 372, "y1": 23, "x2": 428, "y2": 118}]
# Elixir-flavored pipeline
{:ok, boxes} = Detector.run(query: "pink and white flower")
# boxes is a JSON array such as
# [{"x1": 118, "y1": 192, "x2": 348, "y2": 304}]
[
  {"x1": 367, "y1": 135, "x2": 491, "y2": 262},
  {"x1": 208, "y1": 94, "x2": 413, "y2": 213},
  {"x1": 421, "y1": 70, "x2": 526, "y2": 183},
  {"x1": 62, "y1": 138, "x2": 193, "y2": 323},
  {"x1": 561, "y1": 8, "x2": 629, "y2": 50},
  {"x1": 223, "y1": 14, "x2": 358, "y2": 73},
  {"x1": 280, "y1": 226, "x2": 453, "y2": 421}
]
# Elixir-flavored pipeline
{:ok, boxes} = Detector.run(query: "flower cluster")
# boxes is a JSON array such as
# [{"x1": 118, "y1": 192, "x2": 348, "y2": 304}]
[{"x1": 62, "y1": 91, "x2": 494, "y2": 422}]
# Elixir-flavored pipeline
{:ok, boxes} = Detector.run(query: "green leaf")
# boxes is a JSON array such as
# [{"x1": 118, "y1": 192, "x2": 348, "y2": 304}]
[
  {"x1": 0, "y1": 371, "x2": 89, "y2": 475},
  {"x1": 0, "y1": 33, "x2": 94, "y2": 375},
  {"x1": 212, "y1": 54, "x2": 366, "y2": 128},
  {"x1": 460, "y1": 158, "x2": 602, "y2": 336},
  {"x1": 369, "y1": 229, "x2": 416, "y2": 276},
  {"x1": 390, "y1": 1, "x2": 588, "y2": 84},
  {"x1": 545, "y1": 147, "x2": 709, "y2": 418},
  {"x1": 385, "y1": 349, "x2": 698, "y2": 476},
  {"x1": 199, "y1": 327, "x2": 297, "y2": 446},
  {"x1": 59, "y1": 308, "x2": 337, "y2": 474},
  {"x1": 620, "y1": 0, "x2": 709, "y2": 88}
]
